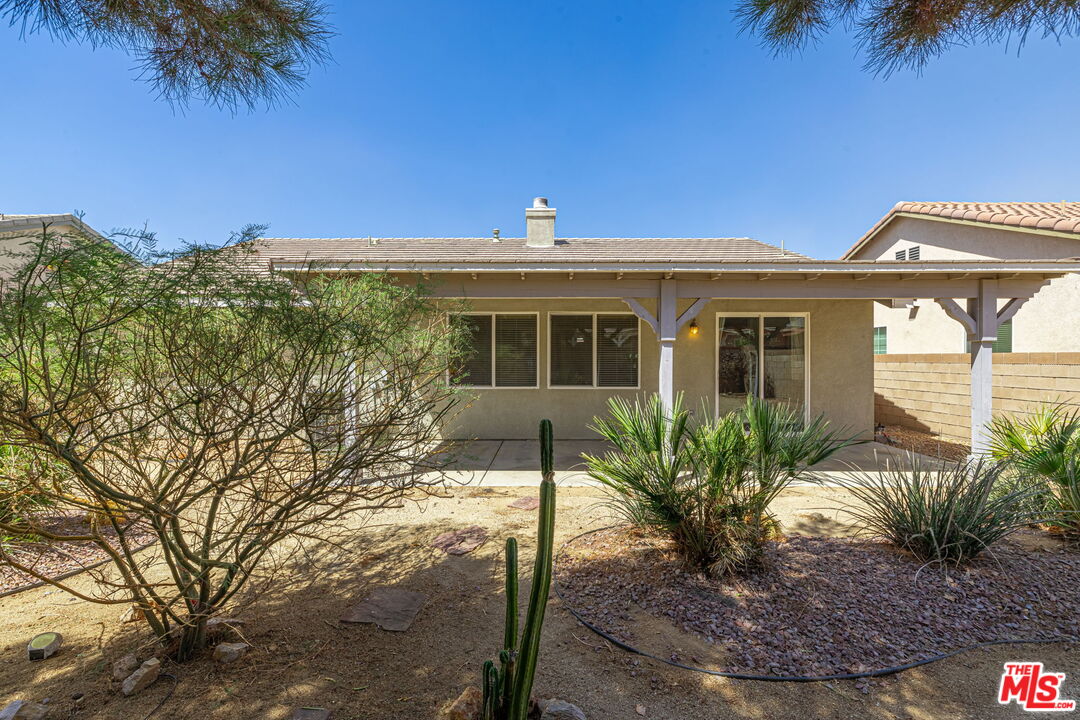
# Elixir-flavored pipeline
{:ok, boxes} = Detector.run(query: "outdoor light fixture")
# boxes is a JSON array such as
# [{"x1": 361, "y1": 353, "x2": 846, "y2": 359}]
[{"x1": 688, "y1": 319, "x2": 700, "y2": 337}]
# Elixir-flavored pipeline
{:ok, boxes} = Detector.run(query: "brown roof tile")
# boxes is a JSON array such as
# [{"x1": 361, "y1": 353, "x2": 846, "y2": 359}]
[{"x1": 845, "y1": 202, "x2": 1080, "y2": 259}]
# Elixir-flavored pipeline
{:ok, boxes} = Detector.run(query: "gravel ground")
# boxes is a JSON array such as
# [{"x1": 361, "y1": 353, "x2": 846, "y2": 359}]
[
  {"x1": 0, "y1": 514, "x2": 155, "y2": 595},
  {"x1": 881, "y1": 426, "x2": 970, "y2": 462},
  {"x1": 556, "y1": 527, "x2": 1080, "y2": 677}
]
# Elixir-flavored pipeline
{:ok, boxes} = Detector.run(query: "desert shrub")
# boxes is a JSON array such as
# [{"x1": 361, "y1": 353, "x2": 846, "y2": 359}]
[
  {"x1": 990, "y1": 405, "x2": 1080, "y2": 540},
  {"x1": 0, "y1": 225, "x2": 463, "y2": 659},
  {"x1": 841, "y1": 458, "x2": 1038, "y2": 564},
  {"x1": 585, "y1": 394, "x2": 854, "y2": 576},
  {"x1": 0, "y1": 444, "x2": 56, "y2": 527}
]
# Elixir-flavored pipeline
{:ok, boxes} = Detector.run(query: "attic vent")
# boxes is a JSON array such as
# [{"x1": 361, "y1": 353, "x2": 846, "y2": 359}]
[
  {"x1": 895, "y1": 249, "x2": 906, "y2": 261},
  {"x1": 908, "y1": 245, "x2": 920, "y2": 260}
]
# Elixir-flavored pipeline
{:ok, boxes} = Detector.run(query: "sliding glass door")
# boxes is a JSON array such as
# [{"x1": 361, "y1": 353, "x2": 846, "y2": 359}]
[{"x1": 716, "y1": 314, "x2": 808, "y2": 418}]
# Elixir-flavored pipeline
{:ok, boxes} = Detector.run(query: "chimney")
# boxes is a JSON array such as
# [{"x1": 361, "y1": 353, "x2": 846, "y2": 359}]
[{"x1": 525, "y1": 197, "x2": 556, "y2": 247}]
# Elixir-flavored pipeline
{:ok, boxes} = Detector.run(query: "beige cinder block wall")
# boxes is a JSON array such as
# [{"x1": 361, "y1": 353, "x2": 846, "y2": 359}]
[
  {"x1": 443, "y1": 297, "x2": 874, "y2": 440},
  {"x1": 860, "y1": 217, "x2": 1080, "y2": 353},
  {"x1": 875, "y1": 353, "x2": 1080, "y2": 443}
]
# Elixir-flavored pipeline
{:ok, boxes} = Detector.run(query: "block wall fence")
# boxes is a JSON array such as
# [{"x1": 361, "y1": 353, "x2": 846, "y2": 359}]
[{"x1": 874, "y1": 353, "x2": 1080, "y2": 443}]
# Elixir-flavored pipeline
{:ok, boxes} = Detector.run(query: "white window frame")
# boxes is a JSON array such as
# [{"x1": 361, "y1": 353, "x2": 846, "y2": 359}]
[
  {"x1": 547, "y1": 312, "x2": 640, "y2": 390},
  {"x1": 448, "y1": 311, "x2": 540, "y2": 389},
  {"x1": 713, "y1": 312, "x2": 811, "y2": 421}
]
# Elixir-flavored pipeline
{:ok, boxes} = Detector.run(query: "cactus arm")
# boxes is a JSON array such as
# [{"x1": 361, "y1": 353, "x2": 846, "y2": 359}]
[
  {"x1": 509, "y1": 419, "x2": 557, "y2": 720},
  {"x1": 481, "y1": 659, "x2": 498, "y2": 720},
  {"x1": 503, "y1": 538, "x2": 518, "y2": 654}
]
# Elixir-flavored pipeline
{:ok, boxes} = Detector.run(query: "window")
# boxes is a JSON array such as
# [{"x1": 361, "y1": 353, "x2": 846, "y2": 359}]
[
  {"x1": 895, "y1": 249, "x2": 906, "y2": 261},
  {"x1": 873, "y1": 326, "x2": 888, "y2": 355},
  {"x1": 549, "y1": 313, "x2": 639, "y2": 388},
  {"x1": 717, "y1": 314, "x2": 808, "y2": 418},
  {"x1": 450, "y1": 313, "x2": 537, "y2": 387},
  {"x1": 966, "y1": 318, "x2": 1013, "y2": 353}
]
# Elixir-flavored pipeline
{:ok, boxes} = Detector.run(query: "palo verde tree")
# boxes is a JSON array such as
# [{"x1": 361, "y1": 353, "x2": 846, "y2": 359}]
[
  {"x1": 0, "y1": 224, "x2": 463, "y2": 660},
  {"x1": 1, "y1": 0, "x2": 332, "y2": 109},
  {"x1": 737, "y1": 0, "x2": 1079, "y2": 75}
]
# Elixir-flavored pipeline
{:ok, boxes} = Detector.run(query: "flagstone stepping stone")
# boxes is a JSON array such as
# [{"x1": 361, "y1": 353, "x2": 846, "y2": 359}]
[
  {"x1": 0, "y1": 700, "x2": 49, "y2": 720},
  {"x1": 340, "y1": 587, "x2": 426, "y2": 631},
  {"x1": 292, "y1": 708, "x2": 331, "y2": 720},
  {"x1": 508, "y1": 497, "x2": 540, "y2": 511},
  {"x1": 26, "y1": 632, "x2": 61, "y2": 661},
  {"x1": 432, "y1": 526, "x2": 488, "y2": 555}
]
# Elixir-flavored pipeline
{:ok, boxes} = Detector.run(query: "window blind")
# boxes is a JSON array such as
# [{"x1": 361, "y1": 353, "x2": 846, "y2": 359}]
[
  {"x1": 597, "y1": 314, "x2": 638, "y2": 387},
  {"x1": 495, "y1": 314, "x2": 537, "y2": 387},
  {"x1": 873, "y1": 326, "x2": 887, "y2": 354},
  {"x1": 451, "y1": 315, "x2": 493, "y2": 386}
]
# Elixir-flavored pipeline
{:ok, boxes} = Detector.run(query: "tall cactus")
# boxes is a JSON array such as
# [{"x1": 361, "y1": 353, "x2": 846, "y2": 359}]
[{"x1": 480, "y1": 419, "x2": 557, "y2": 720}]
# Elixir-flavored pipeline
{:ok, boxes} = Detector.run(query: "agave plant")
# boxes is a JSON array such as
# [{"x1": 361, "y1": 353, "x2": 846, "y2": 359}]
[
  {"x1": 585, "y1": 394, "x2": 855, "y2": 576},
  {"x1": 989, "y1": 404, "x2": 1080, "y2": 540},
  {"x1": 840, "y1": 456, "x2": 1039, "y2": 564}
]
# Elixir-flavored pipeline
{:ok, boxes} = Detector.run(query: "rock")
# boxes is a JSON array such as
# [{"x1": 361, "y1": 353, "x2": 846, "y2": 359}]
[
  {"x1": 540, "y1": 699, "x2": 585, "y2": 720},
  {"x1": 212, "y1": 642, "x2": 249, "y2": 664},
  {"x1": 291, "y1": 709, "x2": 331, "y2": 720},
  {"x1": 635, "y1": 705, "x2": 646, "y2": 716},
  {"x1": 206, "y1": 617, "x2": 246, "y2": 639},
  {"x1": 508, "y1": 496, "x2": 541, "y2": 511},
  {"x1": 119, "y1": 605, "x2": 144, "y2": 624},
  {"x1": 340, "y1": 587, "x2": 427, "y2": 631},
  {"x1": 26, "y1": 632, "x2": 62, "y2": 661},
  {"x1": 111, "y1": 653, "x2": 140, "y2": 682},
  {"x1": 0, "y1": 701, "x2": 49, "y2": 720},
  {"x1": 432, "y1": 526, "x2": 488, "y2": 555},
  {"x1": 442, "y1": 686, "x2": 481, "y2": 720},
  {"x1": 121, "y1": 658, "x2": 161, "y2": 696}
]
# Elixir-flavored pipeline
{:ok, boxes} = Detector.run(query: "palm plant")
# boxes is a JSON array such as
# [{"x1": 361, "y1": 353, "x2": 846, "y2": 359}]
[
  {"x1": 585, "y1": 394, "x2": 854, "y2": 576},
  {"x1": 841, "y1": 457, "x2": 1038, "y2": 565},
  {"x1": 989, "y1": 405, "x2": 1080, "y2": 540}
]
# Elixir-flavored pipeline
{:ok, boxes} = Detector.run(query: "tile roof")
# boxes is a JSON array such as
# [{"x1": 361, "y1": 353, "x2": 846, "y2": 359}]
[
  {"x1": 844, "y1": 202, "x2": 1080, "y2": 258},
  {"x1": 252, "y1": 236, "x2": 812, "y2": 268}
]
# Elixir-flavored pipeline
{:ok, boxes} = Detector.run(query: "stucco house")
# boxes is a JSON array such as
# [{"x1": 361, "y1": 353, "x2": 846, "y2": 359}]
[
  {"x1": 844, "y1": 202, "x2": 1080, "y2": 443},
  {"x1": 246, "y1": 198, "x2": 1079, "y2": 453},
  {"x1": 0, "y1": 213, "x2": 105, "y2": 279}
]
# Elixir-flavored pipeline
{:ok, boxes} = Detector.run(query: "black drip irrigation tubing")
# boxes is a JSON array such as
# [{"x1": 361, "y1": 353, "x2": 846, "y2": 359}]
[{"x1": 553, "y1": 526, "x2": 1080, "y2": 683}]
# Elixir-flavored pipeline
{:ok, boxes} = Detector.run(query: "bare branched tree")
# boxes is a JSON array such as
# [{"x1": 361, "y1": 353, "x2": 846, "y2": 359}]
[
  {"x1": 0, "y1": 225, "x2": 462, "y2": 660},
  {"x1": 1, "y1": 0, "x2": 332, "y2": 109},
  {"x1": 736, "y1": 0, "x2": 1080, "y2": 75}
]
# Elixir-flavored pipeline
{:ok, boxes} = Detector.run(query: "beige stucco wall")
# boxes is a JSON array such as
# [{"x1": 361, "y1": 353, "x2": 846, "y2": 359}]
[
  {"x1": 860, "y1": 217, "x2": 1080, "y2": 353},
  {"x1": 0, "y1": 222, "x2": 83, "y2": 280},
  {"x1": 444, "y1": 297, "x2": 874, "y2": 440}
]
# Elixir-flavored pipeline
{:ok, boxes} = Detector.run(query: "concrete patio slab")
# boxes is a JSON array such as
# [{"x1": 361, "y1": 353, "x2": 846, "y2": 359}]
[{"x1": 425, "y1": 440, "x2": 949, "y2": 488}]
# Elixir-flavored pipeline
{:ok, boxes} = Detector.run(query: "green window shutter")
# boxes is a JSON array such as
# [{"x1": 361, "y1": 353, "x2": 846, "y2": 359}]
[
  {"x1": 965, "y1": 319, "x2": 1013, "y2": 353},
  {"x1": 994, "y1": 319, "x2": 1013, "y2": 353},
  {"x1": 873, "y1": 327, "x2": 887, "y2": 355}
]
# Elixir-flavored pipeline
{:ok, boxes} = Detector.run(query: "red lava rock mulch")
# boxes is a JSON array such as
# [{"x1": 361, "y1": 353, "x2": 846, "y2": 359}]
[
  {"x1": 0, "y1": 513, "x2": 156, "y2": 595},
  {"x1": 555, "y1": 527, "x2": 1080, "y2": 677}
]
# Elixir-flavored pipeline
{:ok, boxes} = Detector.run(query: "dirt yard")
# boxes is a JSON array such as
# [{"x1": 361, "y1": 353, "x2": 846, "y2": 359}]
[{"x1": 1, "y1": 485, "x2": 1076, "y2": 720}]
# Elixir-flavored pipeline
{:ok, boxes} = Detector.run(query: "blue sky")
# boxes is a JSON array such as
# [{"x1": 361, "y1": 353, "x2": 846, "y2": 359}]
[{"x1": 1, "y1": 1, "x2": 1078, "y2": 259}]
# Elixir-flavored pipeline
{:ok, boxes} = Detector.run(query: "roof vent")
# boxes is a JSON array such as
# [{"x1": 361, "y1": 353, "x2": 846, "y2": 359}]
[
  {"x1": 525, "y1": 197, "x2": 556, "y2": 247},
  {"x1": 492, "y1": 228, "x2": 501, "y2": 243}
]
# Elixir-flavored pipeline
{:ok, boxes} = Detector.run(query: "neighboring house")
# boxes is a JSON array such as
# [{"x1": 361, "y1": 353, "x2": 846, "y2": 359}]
[
  {"x1": 843, "y1": 202, "x2": 1080, "y2": 443},
  {"x1": 0, "y1": 213, "x2": 106, "y2": 279},
  {"x1": 242, "y1": 198, "x2": 1078, "y2": 452}
]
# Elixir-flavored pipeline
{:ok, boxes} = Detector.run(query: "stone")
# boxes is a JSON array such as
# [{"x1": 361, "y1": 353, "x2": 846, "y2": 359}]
[
  {"x1": 121, "y1": 658, "x2": 160, "y2": 697},
  {"x1": 0, "y1": 701, "x2": 49, "y2": 720},
  {"x1": 111, "y1": 653, "x2": 140, "y2": 682},
  {"x1": 205, "y1": 617, "x2": 246, "y2": 639},
  {"x1": 212, "y1": 642, "x2": 249, "y2": 664},
  {"x1": 432, "y1": 526, "x2": 488, "y2": 555},
  {"x1": 508, "y1": 497, "x2": 541, "y2": 511},
  {"x1": 26, "y1": 632, "x2": 62, "y2": 661},
  {"x1": 340, "y1": 587, "x2": 426, "y2": 631},
  {"x1": 291, "y1": 709, "x2": 331, "y2": 720},
  {"x1": 540, "y1": 699, "x2": 586, "y2": 720},
  {"x1": 442, "y1": 686, "x2": 481, "y2": 720}
]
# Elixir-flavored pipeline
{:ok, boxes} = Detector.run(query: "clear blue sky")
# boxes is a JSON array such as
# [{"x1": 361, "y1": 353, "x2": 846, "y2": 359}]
[{"x1": 2, "y1": 1, "x2": 1078, "y2": 259}]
